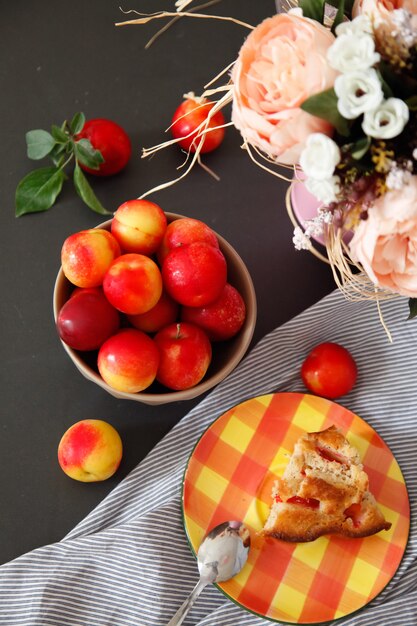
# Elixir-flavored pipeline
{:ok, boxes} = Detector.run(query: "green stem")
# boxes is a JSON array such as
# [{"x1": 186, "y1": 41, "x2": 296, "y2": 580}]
[{"x1": 59, "y1": 152, "x2": 74, "y2": 172}]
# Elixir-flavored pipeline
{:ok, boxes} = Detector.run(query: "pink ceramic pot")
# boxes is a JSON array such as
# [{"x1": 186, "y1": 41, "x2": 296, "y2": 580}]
[
  {"x1": 290, "y1": 173, "x2": 352, "y2": 246},
  {"x1": 290, "y1": 173, "x2": 325, "y2": 245}
]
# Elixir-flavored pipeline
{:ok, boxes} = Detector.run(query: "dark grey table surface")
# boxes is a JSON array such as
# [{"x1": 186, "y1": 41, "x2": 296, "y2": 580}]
[{"x1": 0, "y1": 0, "x2": 335, "y2": 565}]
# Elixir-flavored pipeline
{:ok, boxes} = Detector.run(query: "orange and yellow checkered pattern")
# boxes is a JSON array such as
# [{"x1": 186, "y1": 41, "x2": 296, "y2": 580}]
[{"x1": 182, "y1": 393, "x2": 410, "y2": 624}]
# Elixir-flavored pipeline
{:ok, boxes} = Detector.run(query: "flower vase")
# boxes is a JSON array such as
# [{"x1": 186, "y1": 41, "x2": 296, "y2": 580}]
[
  {"x1": 288, "y1": 173, "x2": 325, "y2": 246},
  {"x1": 289, "y1": 174, "x2": 353, "y2": 249}
]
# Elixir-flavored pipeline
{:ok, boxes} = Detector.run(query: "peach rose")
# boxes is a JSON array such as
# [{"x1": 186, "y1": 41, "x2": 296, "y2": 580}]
[
  {"x1": 231, "y1": 13, "x2": 338, "y2": 165},
  {"x1": 353, "y1": 0, "x2": 417, "y2": 22},
  {"x1": 349, "y1": 176, "x2": 417, "y2": 297}
]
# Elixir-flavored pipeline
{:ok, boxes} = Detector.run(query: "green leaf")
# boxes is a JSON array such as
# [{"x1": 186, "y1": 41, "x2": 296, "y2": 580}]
[
  {"x1": 50, "y1": 143, "x2": 67, "y2": 167},
  {"x1": 51, "y1": 124, "x2": 69, "y2": 143},
  {"x1": 73, "y1": 163, "x2": 110, "y2": 215},
  {"x1": 406, "y1": 95, "x2": 417, "y2": 111},
  {"x1": 301, "y1": 88, "x2": 350, "y2": 137},
  {"x1": 352, "y1": 136, "x2": 371, "y2": 160},
  {"x1": 377, "y1": 70, "x2": 393, "y2": 98},
  {"x1": 408, "y1": 298, "x2": 417, "y2": 319},
  {"x1": 15, "y1": 167, "x2": 65, "y2": 217},
  {"x1": 331, "y1": 0, "x2": 345, "y2": 33},
  {"x1": 70, "y1": 112, "x2": 86, "y2": 135},
  {"x1": 379, "y1": 61, "x2": 417, "y2": 99},
  {"x1": 343, "y1": 0, "x2": 354, "y2": 16},
  {"x1": 341, "y1": 0, "x2": 354, "y2": 17},
  {"x1": 299, "y1": 0, "x2": 325, "y2": 22},
  {"x1": 74, "y1": 138, "x2": 104, "y2": 170},
  {"x1": 26, "y1": 130, "x2": 56, "y2": 160}
]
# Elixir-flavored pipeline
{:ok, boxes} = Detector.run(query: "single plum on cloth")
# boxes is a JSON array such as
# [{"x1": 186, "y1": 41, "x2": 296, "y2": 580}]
[{"x1": 0, "y1": 289, "x2": 417, "y2": 626}]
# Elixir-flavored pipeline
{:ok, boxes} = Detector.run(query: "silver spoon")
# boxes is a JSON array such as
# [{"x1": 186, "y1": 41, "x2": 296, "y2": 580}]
[{"x1": 166, "y1": 520, "x2": 250, "y2": 626}]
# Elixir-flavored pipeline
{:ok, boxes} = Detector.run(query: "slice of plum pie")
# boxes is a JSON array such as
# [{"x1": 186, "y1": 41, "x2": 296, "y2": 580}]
[{"x1": 263, "y1": 426, "x2": 391, "y2": 542}]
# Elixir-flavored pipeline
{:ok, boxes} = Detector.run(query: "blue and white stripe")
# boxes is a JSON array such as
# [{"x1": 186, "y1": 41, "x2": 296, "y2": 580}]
[{"x1": 0, "y1": 289, "x2": 416, "y2": 625}]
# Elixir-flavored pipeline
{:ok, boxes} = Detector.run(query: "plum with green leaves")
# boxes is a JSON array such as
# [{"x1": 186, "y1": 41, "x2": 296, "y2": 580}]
[
  {"x1": 15, "y1": 112, "x2": 131, "y2": 217},
  {"x1": 77, "y1": 119, "x2": 131, "y2": 177}
]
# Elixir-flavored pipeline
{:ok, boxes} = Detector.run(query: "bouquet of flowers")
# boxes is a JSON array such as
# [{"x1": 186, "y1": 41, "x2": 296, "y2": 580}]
[{"x1": 119, "y1": 0, "x2": 417, "y2": 321}]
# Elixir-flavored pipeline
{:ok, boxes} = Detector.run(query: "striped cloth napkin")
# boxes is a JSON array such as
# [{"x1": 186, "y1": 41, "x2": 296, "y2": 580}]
[{"x1": 1, "y1": 289, "x2": 416, "y2": 626}]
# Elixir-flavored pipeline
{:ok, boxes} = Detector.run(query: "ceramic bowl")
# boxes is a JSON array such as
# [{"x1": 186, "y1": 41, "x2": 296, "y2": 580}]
[{"x1": 53, "y1": 213, "x2": 257, "y2": 405}]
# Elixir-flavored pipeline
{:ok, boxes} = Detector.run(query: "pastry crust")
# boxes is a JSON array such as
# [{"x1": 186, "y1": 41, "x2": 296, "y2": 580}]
[{"x1": 263, "y1": 426, "x2": 391, "y2": 542}]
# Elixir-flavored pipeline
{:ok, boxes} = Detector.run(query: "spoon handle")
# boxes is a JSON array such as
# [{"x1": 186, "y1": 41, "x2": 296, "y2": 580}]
[{"x1": 166, "y1": 579, "x2": 208, "y2": 626}]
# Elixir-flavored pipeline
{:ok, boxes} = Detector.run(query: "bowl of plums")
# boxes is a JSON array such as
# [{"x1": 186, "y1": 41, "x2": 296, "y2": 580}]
[{"x1": 53, "y1": 200, "x2": 257, "y2": 405}]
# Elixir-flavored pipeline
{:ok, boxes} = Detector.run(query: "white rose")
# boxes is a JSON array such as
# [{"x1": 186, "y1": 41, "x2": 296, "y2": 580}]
[
  {"x1": 299, "y1": 134, "x2": 341, "y2": 180},
  {"x1": 362, "y1": 97, "x2": 410, "y2": 139},
  {"x1": 327, "y1": 33, "x2": 380, "y2": 73},
  {"x1": 336, "y1": 15, "x2": 372, "y2": 36},
  {"x1": 305, "y1": 175, "x2": 341, "y2": 204},
  {"x1": 334, "y1": 68, "x2": 384, "y2": 119}
]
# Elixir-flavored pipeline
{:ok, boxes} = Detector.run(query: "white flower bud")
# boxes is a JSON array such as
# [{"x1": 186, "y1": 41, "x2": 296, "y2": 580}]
[
  {"x1": 299, "y1": 134, "x2": 341, "y2": 180},
  {"x1": 293, "y1": 227, "x2": 310, "y2": 250},
  {"x1": 336, "y1": 15, "x2": 372, "y2": 36},
  {"x1": 386, "y1": 161, "x2": 413, "y2": 191},
  {"x1": 305, "y1": 176, "x2": 341, "y2": 204},
  {"x1": 362, "y1": 98, "x2": 409, "y2": 139},
  {"x1": 327, "y1": 33, "x2": 380, "y2": 73},
  {"x1": 334, "y1": 69, "x2": 384, "y2": 119}
]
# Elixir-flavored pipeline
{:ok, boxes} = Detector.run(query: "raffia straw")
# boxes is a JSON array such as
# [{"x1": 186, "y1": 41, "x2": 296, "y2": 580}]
[
  {"x1": 166, "y1": 91, "x2": 231, "y2": 129},
  {"x1": 139, "y1": 143, "x2": 202, "y2": 199},
  {"x1": 326, "y1": 229, "x2": 376, "y2": 301},
  {"x1": 196, "y1": 154, "x2": 220, "y2": 180},
  {"x1": 174, "y1": 122, "x2": 233, "y2": 172},
  {"x1": 119, "y1": 7, "x2": 252, "y2": 193},
  {"x1": 325, "y1": 227, "x2": 396, "y2": 302},
  {"x1": 286, "y1": 183, "x2": 396, "y2": 340},
  {"x1": 144, "y1": 0, "x2": 223, "y2": 49},
  {"x1": 115, "y1": 11, "x2": 254, "y2": 31},
  {"x1": 244, "y1": 142, "x2": 295, "y2": 184},
  {"x1": 251, "y1": 144, "x2": 298, "y2": 178},
  {"x1": 326, "y1": 229, "x2": 395, "y2": 340},
  {"x1": 275, "y1": 0, "x2": 300, "y2": 11},
  {"x1": 257, "y1": 152, "x2": 298, "y2": 173},
  {"x1": 201, "y1": 85, "x2": 234, "y2": 97},
  {"x1": 247, "y1": 138, "x2": 300, "y2": 174},
  {"x1": 176, "y1": 125, "x2": 235, "y2": 170},
  {"x1": 142, "y1": 87, "x2": 233, "y2": 160},
  {"x1": 175, "y1": 0, "x2": 200, "y2": 10},
  {"x1": 204, "y1": 60, "x2": 235, "y2": 89},
  {"x1": 139, "y1": 88, "x2": 233, "y2": 198},
  {"x1": 376, "y1": 296, "x2": 393, "y2": 343}
]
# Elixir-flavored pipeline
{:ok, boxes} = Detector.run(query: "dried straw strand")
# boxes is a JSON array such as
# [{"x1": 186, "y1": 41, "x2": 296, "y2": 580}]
[
  {"x1": 376, "y1": 297, "x2": 393, "y2": 342},
  {"x1": 245, "y1": 142, "x2": 295, "y2": 184},
  {"x1": 115, "y1": 11, "x2": 254, "y2": 31},
  {"x1": 144, "y1": 0, "x2": 223, "y2": 49},
  {"x1": 325, "y1": 227, "x2": 397, "y2": 302},
  {"x1": 139, "y1": 146, "x2": 202, "y2": 199},
  {"x1": 196, "y1": 154, "x2": 220, "y2": 180},
  {"x1": 204, "y1": 60, "x2": 235, "y2": 89},
  {"x1": 325, "y1": 229, "x2": 394, "y2": 340},
  {"x1": 141, "y1": 88, "x2": 233, "y2": 160},
  {"x1": 251, "y1": 144, "x2": 298, "y2": 180},
  {"x1": 139, "y1": 88, "x2": 233, "y2": 198},
  {"x1": 175, "y1": 0, "x2": 200, "y2": 10},
  {"x1": 286, "y1": 182, "x2": 399, "y2": 319}
]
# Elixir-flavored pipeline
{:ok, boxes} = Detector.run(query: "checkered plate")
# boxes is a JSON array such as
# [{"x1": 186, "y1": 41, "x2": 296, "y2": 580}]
[{"x1": 182, "y1": 393, "x2": 410, "y2": 624}]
